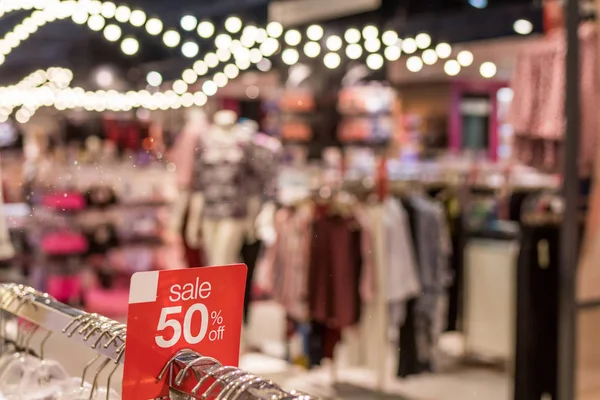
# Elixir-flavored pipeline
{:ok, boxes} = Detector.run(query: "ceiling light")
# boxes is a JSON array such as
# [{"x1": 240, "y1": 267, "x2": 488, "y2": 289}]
[
  {"x1": 225, "y1": 16, "x2": 242, "y2": 33},
  {"x1": 256, "y1": 28, "x2": 268, "y2": 43},
  {"x1": 215, "y1": 34, "x2": 232, "y2": 49},
  {"x1": 346, "y1": 44, "x2": 363, "y2": 59},
  {"x1": 457, "y1": 50, "x2": 474, "y2": 66},
  {"x1": 304, "y1": 42, "x2": 321, "y2": 58},
  {"x1": 401, "y1": 38, "x2": 417, "y2": 54},
  {"x1": 436, "y1": 42, "x2": 452, "y2": 59},
  {"x1": 362, "y1": 25, "x2": 378, "y2": 39},
  {"x1": 382, "y1": 31, "x2": 398, "y2": 46},
  {"x1": 243, "y1": 26, "x2": 258, "y2": 39},
  {"x1": 266, "y1": 21, "x2": 283, "y2": 38},
  {"x1": 145, "y1": 18, "x2": 163, "y2": 35},
  {"x1": 163, "y1": 30, "x2": 181, "y2": 47},
  {"x1": 202, "y1": 80, "x2": 217, "y2": 96},
  {"x1": 324, "y1": 53, "x2": 341, "y2": 69},
  {"x1": 180, "y1": 15, "x2": 198, "y2": 31},
  {"x1": 147, "y1": 71, "x2": 163, "y2": 87},
  {"x1": 444, "y1": 60, "x2": 461, "y2": 76},
  {"x1": 224, "y1": 64, "x2": 240, "y2": 79},
  {"x1": 115, "y1": 5, "x2": 131, "y2": 23},
  {"x1": 121, "y1": 37, "x2": 139, "y2": 55},
  {"x1": 326, "y1": 35, "x2": 342, "y2": 51},
  {"x1": 282, "y1": 49, "x2": 299, "y2": 65},
  {"x1": 345, "y1": 28, "x2": 361, "y2": 44},
  {"x1": 422, "y1": 49, "x2": 438, "y2": 65},
  {"x1": 87, "y1": 15, "x2": 105, "y2": 31},
  {"x1": 384, "y1": 46, "x2": 401, "y2": 61},
  {"x1": 249, "y1": 48, "x2": 263, "y2": 63},
  {"x1": 129, "y1": 10, "x2": 146, "y2": 27},
  {"x1": 214, "y1": 73, "x2": 228, "y2": 88},
  {"x1": 307, "y1": 25, "x2": 324, "y2": 41},
  {"x1": 100, "y1": 2, "x2": 116, "y2": 18},
  {"x1": 205, "y1": 53, "x2": 219, "y2": 68},
  {"x1": 72, "y1": 10, "x2": 89, "y2": 25},
  {"x1": 415, "y1": 33, "x2": 431, "y2": 49},
  {"x1": 217, "y1": 48, "x2": 232, "y2": 62},
  {"x1": 469, "y1": 0, "x2": 488, "y2": 9},
  {"x1": 236, "y1": 58, "x2": 251, "y2": 70},
  {"x1": 406, "y1": 56, "x2": 423, "y2": 72},
  {"x1": 193, "y1": 60, "x2": 208, "y2": 75},
  {"x1": 365, "y1": 39, "x2": 381, "y2": 53},
  {"x1": 260, "y1": 38, "x2": 279, "y2": 56},
  {"x1": 182, "y1": 41, "x2": 199, "y2": 58},
  {"x1": 366, "y1": 53, "x2": 384, "y2": 70},
  {"x1": 513, "y1": 19, "x2": 533, "y2": 35},
  {"x1": 103, "y1": 24, "x2": 122, "y2": 42},
  {"x1": 173, "y1": 80, "x2": 188, "y2": 95},
  {"x1": 257, "y1": 58, "x2": 272, "y2": 71},
  {"x1": 197, "y1": 21, "x2": 215, "y2": 38},
  {"x1": 182, "y1": 69, "x2": 198, "y2": 84},
  {"x1": 480, "y1": 61, "x2": 497, "y2": 78},
  {"x1": 285, "y1": 30, "x2": 302, "y2": 46}
]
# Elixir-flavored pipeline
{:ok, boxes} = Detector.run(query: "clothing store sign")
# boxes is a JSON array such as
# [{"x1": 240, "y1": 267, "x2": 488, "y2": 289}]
[{"x1": 122, "y1": 265, "x2": 247, "y2": 399}]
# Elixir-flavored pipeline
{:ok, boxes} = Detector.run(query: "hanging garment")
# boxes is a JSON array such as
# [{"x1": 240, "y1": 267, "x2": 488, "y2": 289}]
[{"x1": 240, "y1": 239, "x2": 262, "y2": 324}]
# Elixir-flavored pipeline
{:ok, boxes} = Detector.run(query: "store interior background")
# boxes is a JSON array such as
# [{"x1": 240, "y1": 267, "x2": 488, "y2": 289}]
[{"x1": 0, "y1": 0, "x2": 599, "y2": 399}]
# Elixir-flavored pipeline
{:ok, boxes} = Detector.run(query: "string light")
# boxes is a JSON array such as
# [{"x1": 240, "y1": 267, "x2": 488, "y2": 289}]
[
  {"x1": 513, "y1": 19, "x2": 533, "y2": 35},
  {"x1": 225, "y1": 16, "x2": 242, "y2": 33},
  {"x1": 415, "y1": 33, "x2": 431, "y2": 49},
  {"x1": 172, "y1": 79, "x2": 188, "y2": 94},
  {"x1": 307, "y1": 25, "x2": 324, "y2": 41},
  {"x1": 345, "y1": 28, "x2": 361, "y2": 44},
  {"x1": 215, "y1": 34, "x2": 232, "y2": 49},
  {"x1": 181, "y1": 41, "x2": 199, "y2": 58},
  {"x1": 145, "y1": 18, "x2": 163, "y2": 35},
  {"x1": 129, "y1": 9, "x2": 146, "y2": 27},
  {"x1": 284, "y1": 30, "x2": 302, "y2": 46},
  {"x1": 282, "y1": 48, "x2": 299, "y2": 65},
  {"x1": 326, "y1": 35, "x2": 342, "y2": 51},
  {"x1": 346, "y1": 44, "x2": 362, "y2": 60},
  {"x1": 366, "y1": 53, "x2": 384, "y2": 70},
  {"x1": 214, "y1": 72, "x2": 228, "y2": 87},
  {"x1": 197, "y1": 20, "x2": 215, "y2": 38},
  {"x1": 193, "y1": 60, "x2": 208, "y2": 75},
  {"x1": 202, "y1": 80, "x2": 217, "y2": 96},
  {"x1": 324, "y1": 52, "x2": 341, "y2": 69},
  {"x1": 457, "y1": 50, "x2": 473, "y2": 67},
  {"x1": 304, "y1": 42, "x2": 321, "y2": 58},
  {"x1": 436, "y1": 42, "x2": 452, "y2": 59},
  {"x1": 444, "y1": 60, "x2": 461, "y2": 76},
  {"x1": 364, "y1": 39, "x2": 381, "y2": 53},
  {"x1": 163, "y1": 30, "x2": 181, "y2": 47},
  {"x1": 266, "y1": 21, "x2": 283, "y2": 38},
  {"x1": 120, "y1": 37, "x2": 139, "y2": 55},
  {"x1": 205, "y1": 52, "x2": 219, "y2": 68},
  {"x1": 362, "y1": 25, "x2": 378, "y2": 39},
  {"x1": 480, "y1": 61, "x2": 497, "y2": 78},
  {"x1": 87, "y1": 15, "x2": 105, "y2": 31},
  {"x1": 224, "y1": 64, "x2": 239, "y2": 79},
  {"x1": 103, "y1": 24, "x2": 121, "y2": 42},
  {"x1": 182, "y1": 69, "x2": 197, "y2": 84},
  {"x1": 384, "y1": 46, "x2": 401, "y2": 61},
  {"x1": 422, "y1": 49, "x2": 438, "y2": 65},
  {"x1": 402, "y1": 38, "x2": 417, "y2": 54},
  {"x1": 406, "y1": 56, "x2": 423, "y2": 72},
  {"x1": 100, "y1": 2, "x2": 116, "y2": 18},
  {"x1": 382, "y1": 31, "x2": 398, "y2": 46},
  {"x1": 180, "y1": 15, "x2": 197, "y2": 31},
  {"x1": 114, "y1": 5, "x2": 130, "y2": 23}
]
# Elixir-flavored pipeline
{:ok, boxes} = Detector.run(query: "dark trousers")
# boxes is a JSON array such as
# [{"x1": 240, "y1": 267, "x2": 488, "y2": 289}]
[{"x1": 240, "y1": 239, "x2": 262, "y2": 323}]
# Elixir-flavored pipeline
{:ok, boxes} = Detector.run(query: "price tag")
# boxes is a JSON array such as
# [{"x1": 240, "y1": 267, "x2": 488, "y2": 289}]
[{"x1": 122, "y1": 264, "x2": 247, "y2": 399}]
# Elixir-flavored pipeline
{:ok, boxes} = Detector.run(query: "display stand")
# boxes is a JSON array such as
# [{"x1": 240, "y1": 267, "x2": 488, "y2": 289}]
[{"x1": 0, "y1": 283, "x2": 317, "y2": 399}]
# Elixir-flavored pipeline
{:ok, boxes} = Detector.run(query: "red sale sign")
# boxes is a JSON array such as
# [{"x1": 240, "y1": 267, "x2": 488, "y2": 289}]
[{"x1": 122, "y1": 264, "x2": 247, "y2": 399}]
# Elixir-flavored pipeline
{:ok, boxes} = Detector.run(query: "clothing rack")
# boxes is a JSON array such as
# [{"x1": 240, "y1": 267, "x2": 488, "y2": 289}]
[{"x1": 0, "y1": 283, "x2": 316, "y2": 400}]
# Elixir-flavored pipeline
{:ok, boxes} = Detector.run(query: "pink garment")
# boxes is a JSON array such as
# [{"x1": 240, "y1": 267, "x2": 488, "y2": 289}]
[
  {"x1": 41, "y1": 232, "x2": 88, "y2": 255},
  {"x1": 47, "y1": 275, "x2": 81, "y2": 303},
  {"x1": 84, "y1": 288, "x2": 129, "y2": 317},
  {"x1": 42, "y1": 192, "x2": 86, "y2": 210}
]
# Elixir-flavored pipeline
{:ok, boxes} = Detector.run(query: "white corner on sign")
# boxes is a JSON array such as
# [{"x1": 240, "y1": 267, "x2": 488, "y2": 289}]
[{"x1": 129, "y1": 271, "x2": 160, "y2": 304}]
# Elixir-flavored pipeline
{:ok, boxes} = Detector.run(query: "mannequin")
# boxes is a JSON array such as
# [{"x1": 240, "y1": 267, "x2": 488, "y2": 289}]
[{"x1": 185, "y1": 110, "x2": 279, "y2": 266}]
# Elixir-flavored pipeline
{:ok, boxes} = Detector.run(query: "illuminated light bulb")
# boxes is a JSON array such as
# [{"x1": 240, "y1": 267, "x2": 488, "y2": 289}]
[
  {"x1": 266, "y1": 21, "x2": 283, "y2": 38},
  {"x1": 202, "y1": 80, "x2": 217, "y2": 96},
  {"x1": 307, "y1": 24, "x2": 324, "y2": 41},
  {"x1": 103, "y1": 24, "x2": 122, "y2": 42},
  {"x1": 436, "y1": 42, "x2": 452, "y2": 59},
  {"x1": 205, "y1": 52, "x2": 219, "y2": 68},
  {"x1": 173, "y1": 80, "x2": 188, "y2": 95},
  {"x1": 230, "y1": 40, "x2": 242, "y2": 51},
  {"x1": 422, "y1": 49, "x2": 438, "y2": 65},
  {"x1": 260, "y1": 38, "x2": 279, "y2": 56},
  {"x1": 87, "y1": 15, "x2": 105, "y2": 31},
  {"x1": 480, "y1": 61, "x2": 497, "y2": 78},
  {"x1": 324, "y1": 52, "x2": 341, "y2": 69},
  {"x1": 163, "y1": 30, "x2": 181, "y2": 47},
  {"x1": 326, "y1": 35, "x2": 342, "y2": 51},
  {"x1": 257, "y1": 58, "x2": 272, "y2": 72},
  {"x1": 180, "y1": 15, "x2": 198, "y2": 31},
  {"x1": 402, "y1": 38, "x2": 417, "y2": 54},
  {"x1": 407, "y1": 56, "x2": 424, "y2": 72},
  {"x1": 256, "y1": 28, "x2": 267, "y2": 43},
  {"x1": 197, "y1": 20, "x2": 215, "y2": 38},
  {"x1": 382, "y1": 30, "x2": 398, "y2": 46},
  {"x1": 147, "y1": 71, "x2": 162, "y2": 86},
  {"x1": 225, "y1": 16, "x2": 242, "y2": 33},
  {"x1": 362, "y1": 25, "x2": 379, "y2": 40},
  {"x1": 214, "y1": 72, "x2": 228, "y2": 88},
  {"x1": 345, "y1": 28, "x2": 361, "y2": 44},
  {"x1": 217, "y1": 48, "x2": 232, "y2": 62},
  {"x1": 457, "y1": 50, "x2": 473, "y2": 67},
  {"x1": 193, "y1": 91, "x2": 207, "y2": 106},
  {"x1": 366, "y1": 53, "x2": 384, "y2": 70},
  {"x1": 181, "y1": 93, "x2": 194, "y2": 108},
  {"x1": 236, "y1": 58, "x2": 251, "y2": 70},
  {"x1": 182, "y1": 69, "x2": 198, "y2": 84},
  {"x1": 145, "y1": 18, "x2": 163, "y2": 35},
  {"x1": 384, "y1": 46, "x2": 401, "y2": 61},
  {"x1": 100, "y1": 2, "x2": 116, "y2": 18},
  {"x1": 224, "y1": 64, "x2": 240, "y2": 79},
  {"x1": 346, "y1": 44, "x2": 362, "y2": 59},
  {"x1": 243, "y1": 26, "x2": 258, "y2": 40},
  {"x1": 129, "y1": 10, "x2": 146, "y2": 27},
  {"x1": 304, "y1": 42, "x2": 321, "y2": 58},
  {"x1": 121, "y1": 37, "x2": 139, "y2": 55},
  {"x1": 285, "y1": 30, "x2": 302, "y2": 46},
  {"x1": 415, "y1": 33, "x2": 431, "y2": 49},
  {"x1": 365, "y1": 39, "x2": 381, "y2": 53},
  {"x1": 282, "y1": 48, "x2": 299, "y2": 65},
  {"x1": 115, "y1": 5, "x2": 131, "y2": 23},
  {"x1": 181, "y1": 41, "x2": 199, "y2": 58},
  {"x1": 513, "y1": 19, "x2": 533, "y2": 35},
  {"x1": 193, "y1": 60, "x2": 208, "y2": 75},
  {"x1": 233, "y1": 47, "x2": 250, "y2": 61},
  {"x1": 249, "y1": 48, "x2": 263, "y2": 63},
  {"x1": 72, "y1": 10, "x2": 89, "y2": 24},
  {"x1": 444, "y1": 59, "x2": 461, "y2": 76},
  {"x1": 241, "y1": 35, "x2": 256, "y2": 48},
  {"x1": 215, "y1": 34, "x2": 232, "y2": 49}
]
